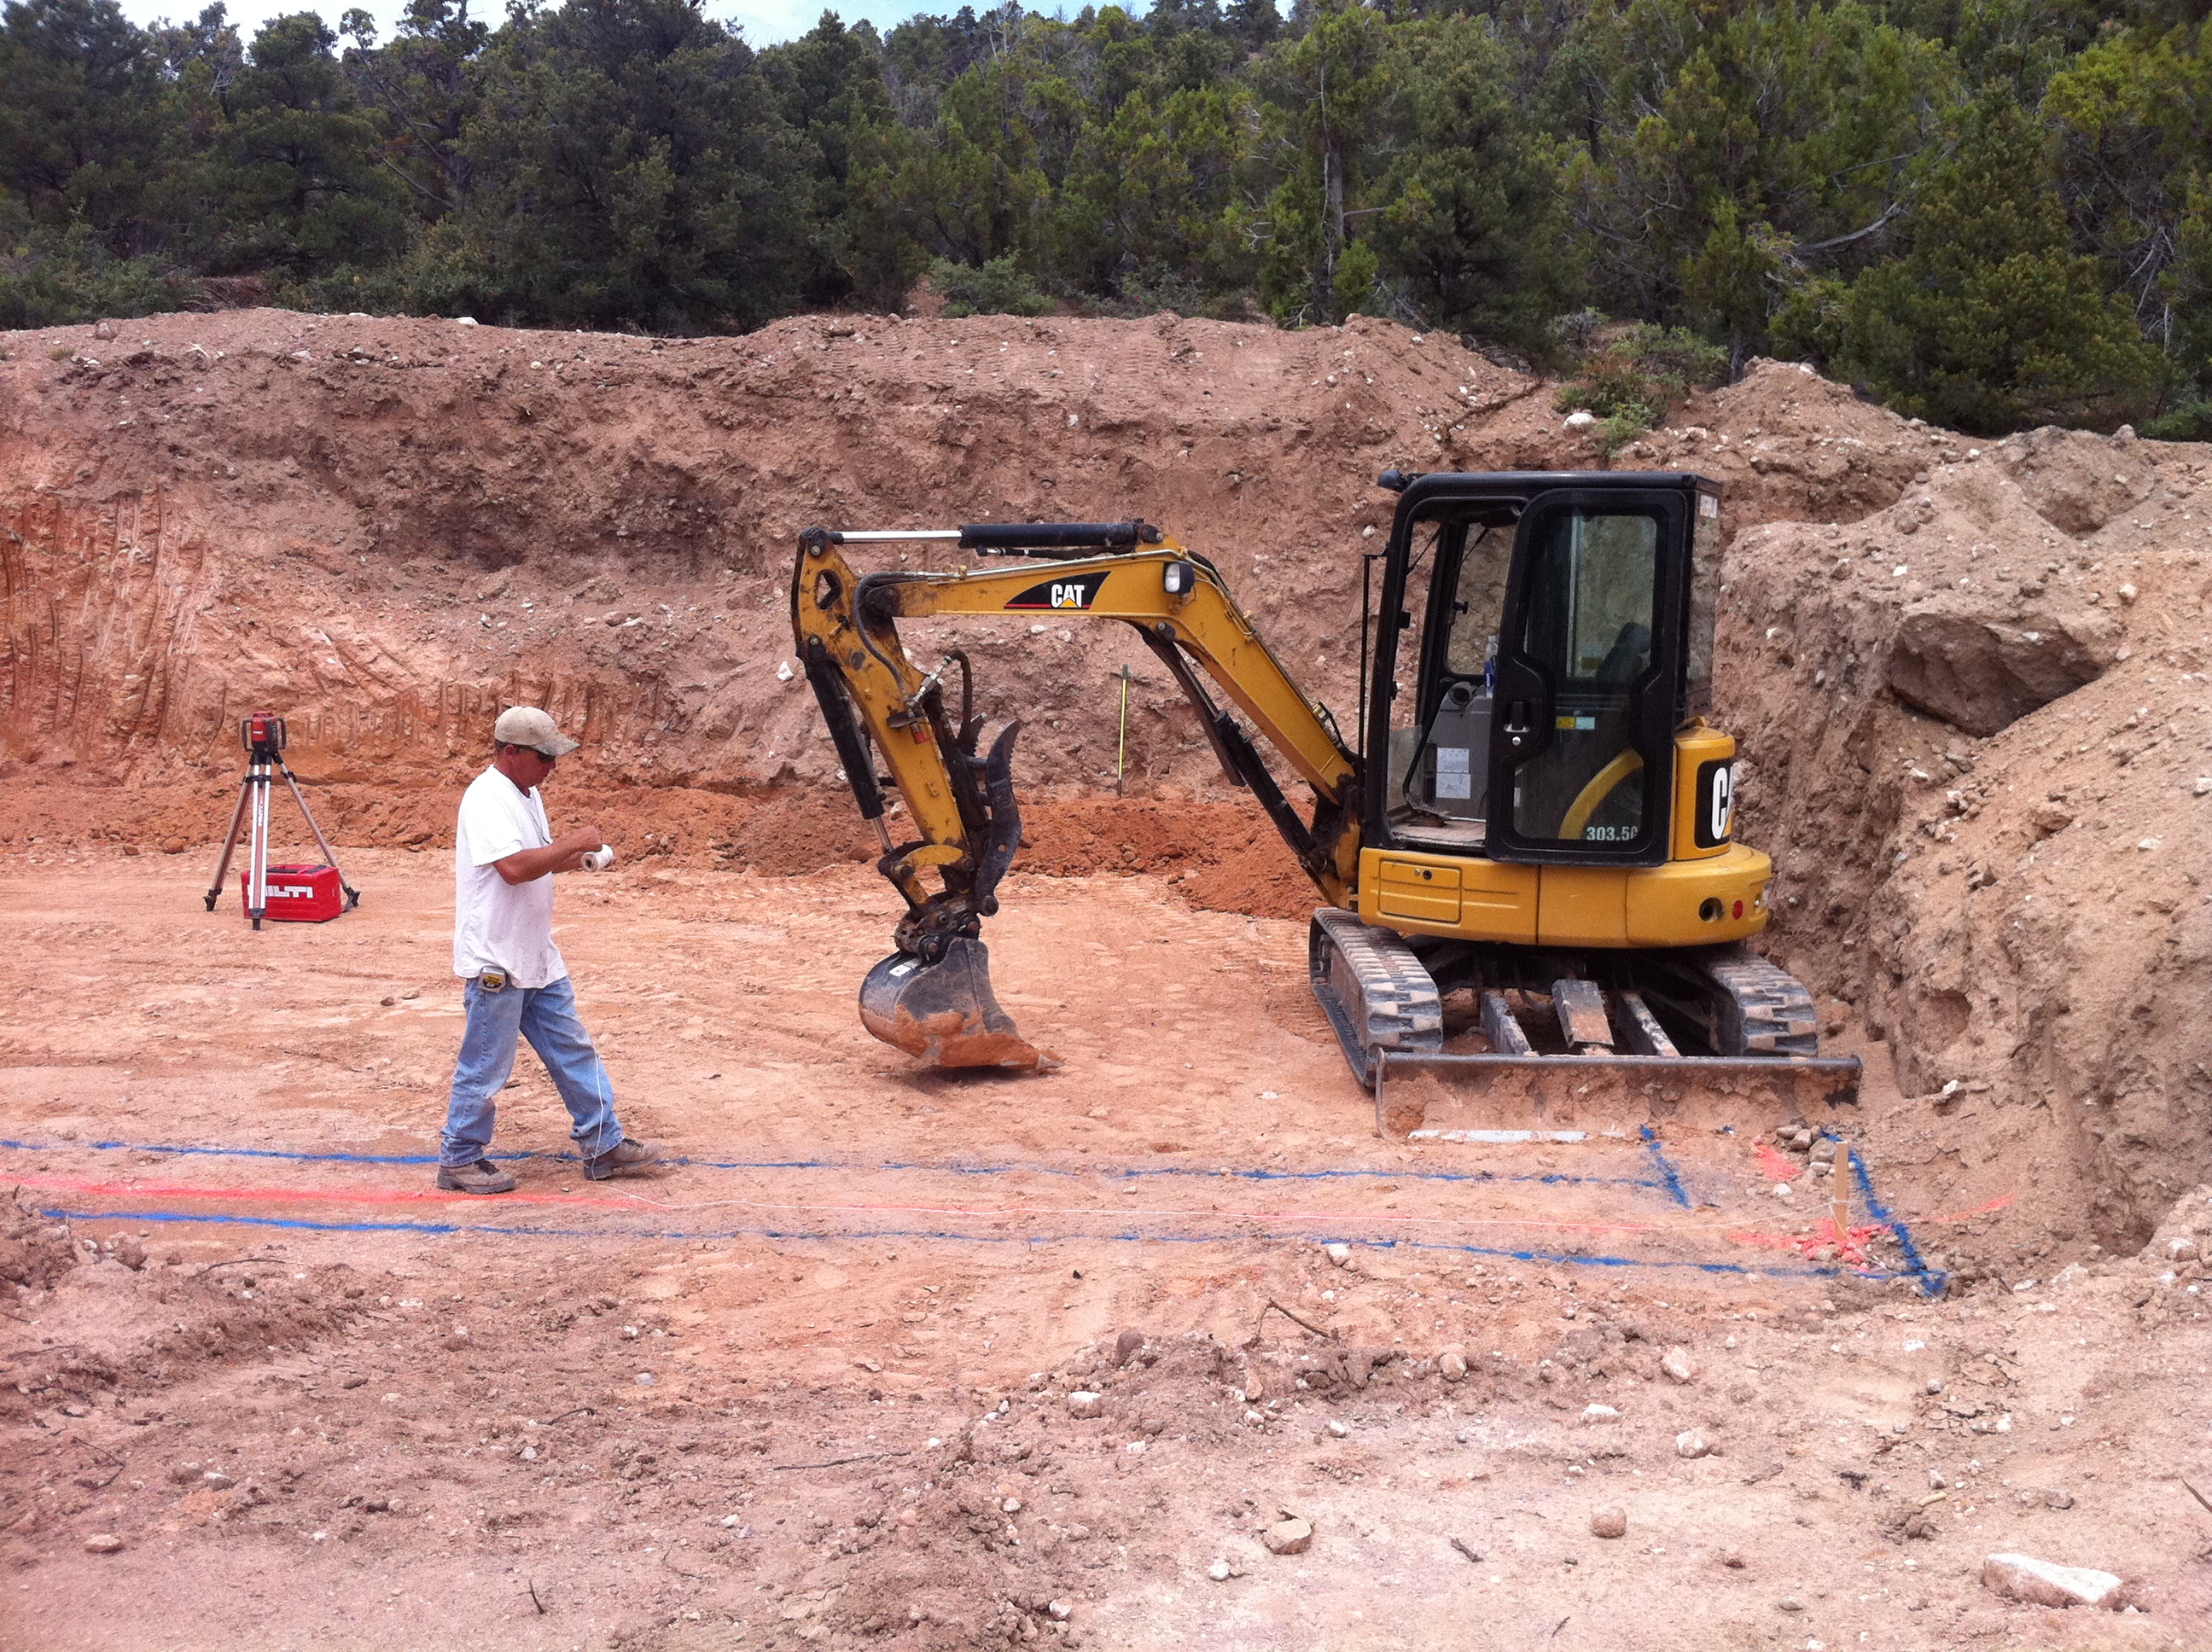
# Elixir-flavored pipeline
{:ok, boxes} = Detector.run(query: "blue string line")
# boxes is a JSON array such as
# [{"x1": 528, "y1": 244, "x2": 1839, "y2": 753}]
[
  {"x1": 37, "y1": 1205, "x2": 1867, "y2": 1282},
  {"x1": 0, "y1": 1136, "x2": 1664, "y2": 1194},
  {"x1": 1638, "y1": 1126, "x2": 1692, "y2": 1210},
  {"x1": 1847, "y1": 1143, "x2": 1944, "y2": 1296}
]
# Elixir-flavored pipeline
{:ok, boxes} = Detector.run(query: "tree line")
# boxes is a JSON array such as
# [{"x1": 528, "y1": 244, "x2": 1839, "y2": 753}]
[{"x1": 3, "y1": 0, "x2": 2210, "y2": 435}]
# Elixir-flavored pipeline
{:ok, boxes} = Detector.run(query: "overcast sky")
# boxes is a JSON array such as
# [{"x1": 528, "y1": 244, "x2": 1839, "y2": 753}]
[{"x1": 110, "y1": 0, "x2": 950, "y2": 52}]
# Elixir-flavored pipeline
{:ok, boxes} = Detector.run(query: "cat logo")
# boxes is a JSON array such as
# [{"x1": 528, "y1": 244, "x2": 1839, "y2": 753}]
[
  {"x1": 1004, "y1": 572, "x2": 1109, "y2": 611},
  {"x1": 1694, "y1": 759, "x2": 1735, "y2": 848}
]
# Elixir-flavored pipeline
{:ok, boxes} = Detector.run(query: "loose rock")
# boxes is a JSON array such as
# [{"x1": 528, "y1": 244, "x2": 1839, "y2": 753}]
[
  {"x1": 1981, "y1": 1552, "x2": 2126, "y2": 1608},
  {"x1": 1262, "y1": 1513, "x2": 1313, "y2": 1556},
  {"x1": 1065, "y1": 1391, "x2": 1103, "y2": 1419},
  {"x1": 1580, "y1": 1404, "x2": 1621, "y2": 1425},
  {"x1": 1437, "y1": 1349, "x2": 1468, "y2": 1383},
  {"x1": 84, "y1": 1533, "x2": 124, "y2": 1554},
  {"x1": 1660, "y1": 1347, "x2": 1695, "y2": 1384},
  {"x1": 1674, "y1": 1428, "x2": 1714, "y2": 1459},
  {"x1": 1115, "y1": 1329, "x2": 1145, "y2": 1365},
  {"x1": 1590, "y1": 1504, "x2": 1627, "y2": 1539},
  {"x1": 1324, "y1": 1243, "x2": 1351, "y2": 1267},
  {"x1": 1207, "y1": 1560, "x2": 1231, "y2": 1582}
]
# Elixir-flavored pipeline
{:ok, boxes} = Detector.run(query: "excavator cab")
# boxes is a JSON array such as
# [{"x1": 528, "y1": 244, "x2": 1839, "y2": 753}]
[{"x1": 1373, "y1": 472, "x2": 1715, "y2": 867}]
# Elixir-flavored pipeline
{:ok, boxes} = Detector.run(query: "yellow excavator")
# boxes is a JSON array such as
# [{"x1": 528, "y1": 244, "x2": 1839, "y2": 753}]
[{"x1": 791, "y1": 470, "x2": 1859, "y2": 1129}]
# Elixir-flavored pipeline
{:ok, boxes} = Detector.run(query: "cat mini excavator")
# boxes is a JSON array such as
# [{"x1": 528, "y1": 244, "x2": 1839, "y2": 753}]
[{"x1": 791, "y1": 470, "x2": 1860, "y2": 1130}]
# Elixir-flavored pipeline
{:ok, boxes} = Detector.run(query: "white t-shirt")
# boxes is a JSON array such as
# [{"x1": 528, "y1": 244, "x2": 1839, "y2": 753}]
[{"x1": 452, "y1": 767, "x2": 568, "y2": 988}]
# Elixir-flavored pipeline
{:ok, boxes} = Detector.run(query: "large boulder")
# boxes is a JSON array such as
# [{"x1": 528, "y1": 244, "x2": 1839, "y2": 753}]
[{"x1": 1883, "y1": 598, "x2": 2118, "y2": 736}]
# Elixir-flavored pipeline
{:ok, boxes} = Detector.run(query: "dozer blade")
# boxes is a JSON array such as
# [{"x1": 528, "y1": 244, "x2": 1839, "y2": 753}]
[{"x1": 858, "y1": 937, "x2": 1048, "y2": 1070}]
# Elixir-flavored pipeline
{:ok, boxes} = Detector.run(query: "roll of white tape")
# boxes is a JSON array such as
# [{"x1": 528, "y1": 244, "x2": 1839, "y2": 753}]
[{"x1": 583, "y1": 845, "x2": 615, "y2": 871}]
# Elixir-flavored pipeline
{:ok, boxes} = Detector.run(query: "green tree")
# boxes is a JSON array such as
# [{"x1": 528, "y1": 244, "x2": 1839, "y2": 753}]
[
  {"x1": 197, "y1": 14, "x2": 411, "y2": 281},
  {"x1": 1796, "y1": 90, "x2": 2163, "y2": 432},
  {"x1": 0, "y1": 0, "x2": 178, "y2": 255},
  {"x1": 1371, "y1": 14, "x2": 1569, "y2": 345},
  {"x1": 2042, "y1": 20, "x2": 2212, "y2": 389},
  {"x1": 1561, "y1": 0, "x2": 1953, "y2": 366},
  {"x1": 761, "y1": 13, "x2": 905, "y2": 307},
  {"x1": 404, "y1": 0, "x2": 806, "y2": 330},
  {"x1": 1252, "y1": 0, "x2": 1394, "y2": 323},
  {"x1": 339, "y1": 0, "x2": 490, "y2": 218}
]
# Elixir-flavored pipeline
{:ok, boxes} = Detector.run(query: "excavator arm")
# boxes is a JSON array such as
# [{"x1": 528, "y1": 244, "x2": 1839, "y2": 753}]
[{"x1": 792, "y1": 520, "x2": 1359, "y2": 1067}]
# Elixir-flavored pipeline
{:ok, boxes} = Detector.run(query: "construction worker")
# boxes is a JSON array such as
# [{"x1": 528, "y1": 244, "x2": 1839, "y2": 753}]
[{"x1": 435, "y1": 706, "x2": 655, "y2": 1194}]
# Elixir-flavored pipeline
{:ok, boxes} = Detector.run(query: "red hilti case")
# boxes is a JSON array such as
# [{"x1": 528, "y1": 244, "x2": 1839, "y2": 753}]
[{"x1": 242, "y1": 863, "x2": 346, "y2": 922}]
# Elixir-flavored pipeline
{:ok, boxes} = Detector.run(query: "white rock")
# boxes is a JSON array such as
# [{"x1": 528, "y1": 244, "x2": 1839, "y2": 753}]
[
  {"x1": 1981, "y1": 1552, "x2": 2126, "y2": 1609},
  {"x1": 453, "y1": 316, "x2": 477, "y2": 325},
  {"x1": 1324, "y1": 1242, "x2": 1351, "y2": 1267},
  {"x1": 1674, "y1": 1428, "x2": 1714, "y2": 1459},
  {"x1": 1207, "y1": 1559, "x2": 1231, "y2": 1582},
  {"x1": 1660, "y1": 1347, "x2": 1694, "y2": 1384},
  {"x1": 1065, "y1": 1391, "x2": 1103, "y2": 1418},
  {"x1": 1438, "y1": 1350, "x2": 1469, "y2": 1383},
  {"x1": 1047, "y1": 1600, "x2": 1073, "y2": 1620},
  {"x1": 1326, "y1": 1420, "x2": 1349, "y2": 1439},
  {"x1": 776, "y1": 660, "x2": 795, "y2": 683},
  {"x1": 1580, "y1": 1404, "x2": 1621, "y2": 1425},
  {"x1": 1564, "y1": 410, "x2": 1597, "y2": 428}
]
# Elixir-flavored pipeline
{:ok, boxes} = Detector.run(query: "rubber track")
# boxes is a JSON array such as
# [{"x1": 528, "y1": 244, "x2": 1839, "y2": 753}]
[
  {"x1": 1701, "y1": 955, "x2": 1820, "y2": 1056},
  {"x1": 1309, "y1": 910, "x2": 1444, "y2": 1085}
]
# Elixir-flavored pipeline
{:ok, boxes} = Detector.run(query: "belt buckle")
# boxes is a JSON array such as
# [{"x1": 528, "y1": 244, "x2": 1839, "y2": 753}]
[{"x1": 479, "y1": 969, "x2": 508, "y2": 992}]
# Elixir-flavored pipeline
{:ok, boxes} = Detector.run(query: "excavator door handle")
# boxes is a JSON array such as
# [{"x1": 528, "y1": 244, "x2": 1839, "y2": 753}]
[{"x1": 1503, "y1": 700, "x2": 1532, "y2": 744}]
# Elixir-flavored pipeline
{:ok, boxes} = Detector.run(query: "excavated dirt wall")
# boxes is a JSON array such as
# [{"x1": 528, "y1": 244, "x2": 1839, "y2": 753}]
[{"x1": 3, "y1": 310, "x2": 2208, "y2": 1253}]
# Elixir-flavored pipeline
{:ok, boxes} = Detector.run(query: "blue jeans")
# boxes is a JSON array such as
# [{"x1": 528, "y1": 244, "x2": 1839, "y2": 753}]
[{"x1": 440, "y1": 974, "x2": 624, "y2": 1167}]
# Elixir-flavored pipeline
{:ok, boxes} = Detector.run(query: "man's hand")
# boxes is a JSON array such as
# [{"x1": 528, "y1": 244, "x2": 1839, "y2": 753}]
[{"x1": 492, "y1": 828, "x2": 606, "y2": 886}]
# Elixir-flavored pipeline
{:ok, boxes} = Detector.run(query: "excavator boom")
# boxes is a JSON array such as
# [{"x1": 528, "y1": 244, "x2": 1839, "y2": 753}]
[{"x1": 792, "y1": 520, "x2": 1359, "y2": 1067}]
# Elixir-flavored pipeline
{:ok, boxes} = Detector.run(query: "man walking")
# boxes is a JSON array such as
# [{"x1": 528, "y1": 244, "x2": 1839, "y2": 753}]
[{"x1": 436, "y1": 706, "x2": 654, "y2": 1194}]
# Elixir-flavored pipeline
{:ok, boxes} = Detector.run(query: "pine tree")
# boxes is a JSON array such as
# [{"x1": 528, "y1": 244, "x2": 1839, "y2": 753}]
[{"x1": 1819, "y1": 89, "x2": 2163, "y2": 432}]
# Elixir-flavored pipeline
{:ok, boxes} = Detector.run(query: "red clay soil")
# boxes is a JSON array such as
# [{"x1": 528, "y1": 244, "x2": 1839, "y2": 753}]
[{"x1": 2, "y1": 855, "x2": 2209, "y2": 1650}]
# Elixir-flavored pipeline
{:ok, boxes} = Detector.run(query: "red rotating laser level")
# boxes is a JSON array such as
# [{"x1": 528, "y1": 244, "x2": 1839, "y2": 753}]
[{"x1": 201, "y1": 713, "x2": 360, "y2": 929}]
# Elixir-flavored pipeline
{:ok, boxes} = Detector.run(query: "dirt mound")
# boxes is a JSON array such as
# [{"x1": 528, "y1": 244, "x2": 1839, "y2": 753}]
[
  {"x1": 0, "y1": 1193, "x2": 77, "y2": 1289},
  {"x1": 1720, "y1": 421, "x2": 2212, "y2": 1251},
  {"x1": 0, "y1": 311, "x2": 1918, "y2": 799}
]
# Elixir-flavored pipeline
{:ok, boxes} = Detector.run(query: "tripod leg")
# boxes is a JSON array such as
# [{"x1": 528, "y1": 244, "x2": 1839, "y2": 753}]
[
  {"x1": 204, "y1": 777, "x2": 253, "y2": 912},
  {"x1": 280, "y1": 764, "x2": 359, "y2": 910},
  {"x1": 248, "y1": 763, "x2": 271, "y2": 931}
]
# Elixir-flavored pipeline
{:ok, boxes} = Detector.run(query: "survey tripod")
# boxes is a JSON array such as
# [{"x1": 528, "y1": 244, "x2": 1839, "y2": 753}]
[{"x1": 201, "y1": 713, "x2": 359, "y2": 930}]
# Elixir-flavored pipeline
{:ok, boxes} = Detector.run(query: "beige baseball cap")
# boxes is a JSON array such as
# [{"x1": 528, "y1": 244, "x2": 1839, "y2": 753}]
[{"x1": 493, "y1": 705, "x2": 580, "y2": 757}]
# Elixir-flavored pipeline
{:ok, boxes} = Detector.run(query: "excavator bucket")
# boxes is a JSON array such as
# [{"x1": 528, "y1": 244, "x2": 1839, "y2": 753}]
[{"x1": 858, "y1": 937, "x2": 1048, "y2": 1070}]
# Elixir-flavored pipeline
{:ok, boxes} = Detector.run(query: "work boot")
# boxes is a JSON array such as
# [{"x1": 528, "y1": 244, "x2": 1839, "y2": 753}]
[
  {"x1": 436, "y1": 1158, "x2": 517, "y2": 1195},
  {"x1": 585, "y1": 1137, "x2": 657, "y2": 1181}
]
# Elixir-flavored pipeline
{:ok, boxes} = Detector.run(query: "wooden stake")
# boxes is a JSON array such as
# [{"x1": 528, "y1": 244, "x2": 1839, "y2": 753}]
[
  {"x1": 1115, "y1": 665, "x2": 1132, "y2": 796},
  {"x1": 1831, "y1": 1134, "x2": 1851, "y2": 1250}
]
